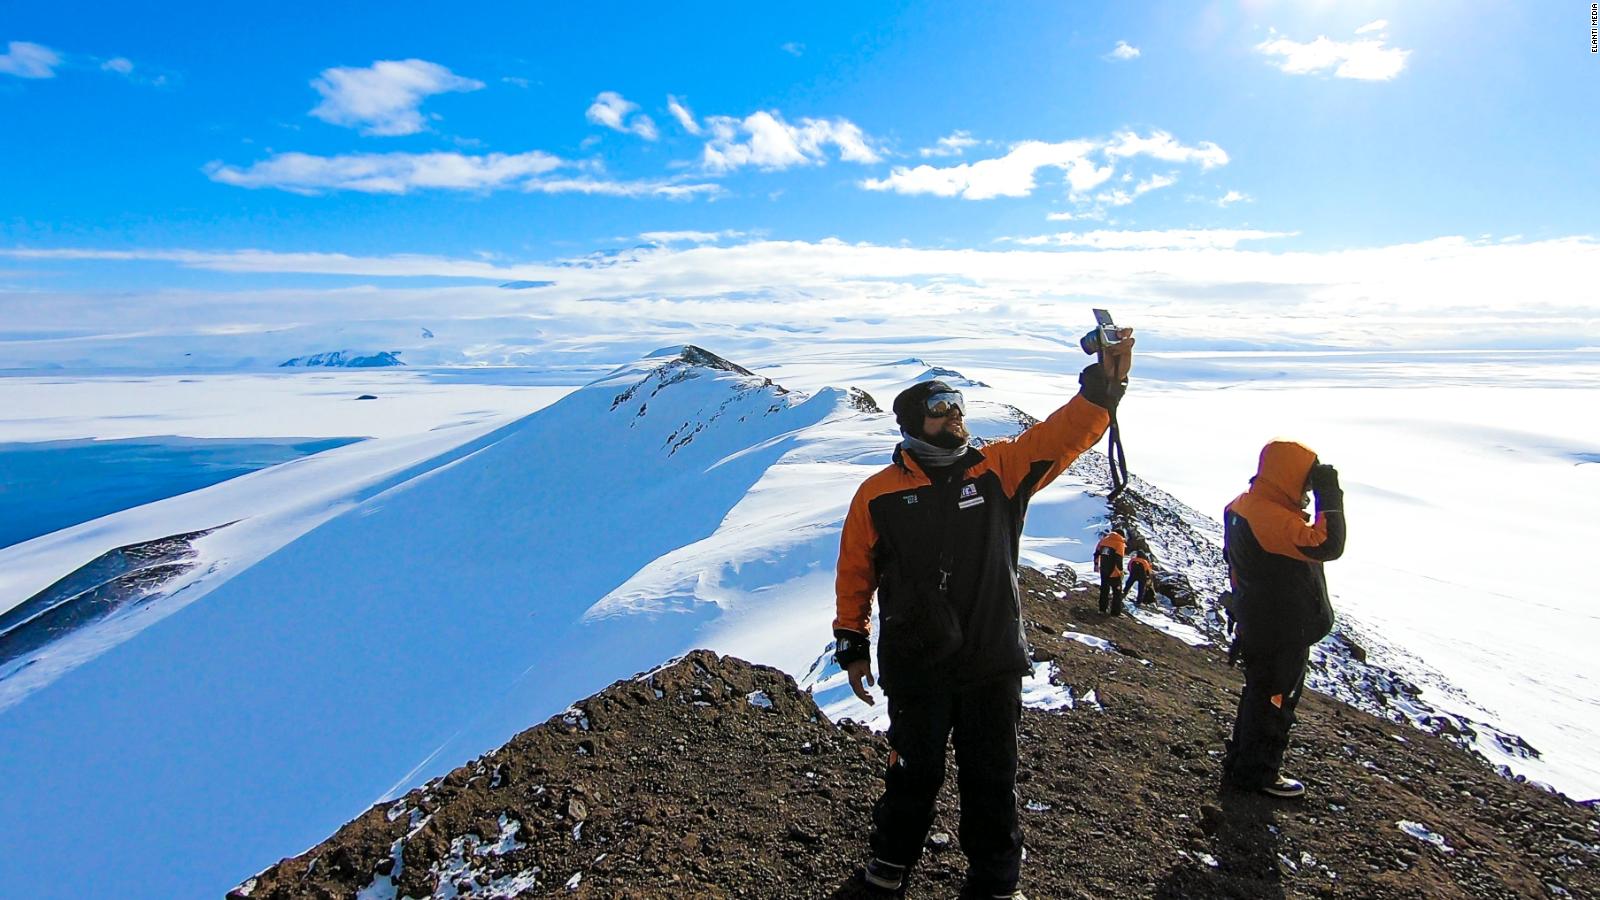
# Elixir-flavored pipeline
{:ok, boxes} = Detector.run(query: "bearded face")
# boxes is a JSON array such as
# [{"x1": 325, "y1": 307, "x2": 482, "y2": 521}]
[{"x1": 921, "y1": 407, "x2": 969, "y2": 449}]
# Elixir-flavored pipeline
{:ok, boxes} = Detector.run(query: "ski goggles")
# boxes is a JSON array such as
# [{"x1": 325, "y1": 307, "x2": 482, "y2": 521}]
[{"x1": 924, "y1": 390, "x2": 966, "y2": 418}]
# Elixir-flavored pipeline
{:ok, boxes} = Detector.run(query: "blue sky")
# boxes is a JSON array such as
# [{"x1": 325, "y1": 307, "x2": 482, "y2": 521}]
[{"x1": 1, "y1": 1, "x2": 1596, "y2": 348}]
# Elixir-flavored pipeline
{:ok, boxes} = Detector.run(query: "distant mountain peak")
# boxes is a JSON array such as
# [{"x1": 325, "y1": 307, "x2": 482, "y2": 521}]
[
  {"x1": 917, "y1": 365, "x2": 989, "y2": 388},
  {"x1": 643, "y1": 344, "x2": 762, "y2": 379},
  {"x1": 879, "y1": 358, "x2": 990, "y2": 388},
  {"x1": 279, "y1": 350, "x2": 404, "y2": 368},
  {"x1": 611, "y1": 346, "x2": 790, "y2": 415}
]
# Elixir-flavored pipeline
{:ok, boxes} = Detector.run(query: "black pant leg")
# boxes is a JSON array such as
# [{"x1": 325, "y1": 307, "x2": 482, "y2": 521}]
[
  {"x1": 1098, "y1": 557, "x2": 1115, "y2": 612},
  {"x1": 870, "y1": 689, "x2": 955, "y2": 867},
  {"x1": 1260, "y1": 647, "x2": 1309, "y2": 777},
  {"x1": 1224, "y1": 643, "x2": 1311, "y2": 789},
  {"x1": 950, "y1": 676, "x2": 1024, "y2": 893}
]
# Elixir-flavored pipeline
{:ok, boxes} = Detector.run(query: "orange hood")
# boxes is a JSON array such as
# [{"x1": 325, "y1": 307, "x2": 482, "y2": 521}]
[{"x1": 1248, "y1": 440, "x2": 1318, "y2": 510}]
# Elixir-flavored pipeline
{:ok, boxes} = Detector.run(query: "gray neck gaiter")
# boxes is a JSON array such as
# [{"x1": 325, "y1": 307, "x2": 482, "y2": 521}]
[{"x1": 900, "y1": 431, "x2": 970, "y2": 469}]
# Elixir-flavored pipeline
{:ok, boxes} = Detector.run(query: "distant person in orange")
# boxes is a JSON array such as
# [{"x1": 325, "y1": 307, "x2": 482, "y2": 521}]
[
  {"x1": 1094, "y1": 529, "x2": 1127, "y2": 615},
  {"x1": 1124, "y1": 550, "x2": 1155, "y2": 606},
  {"x1": 1221, "y1": 441, "x2": 1345, "y2": 799}
]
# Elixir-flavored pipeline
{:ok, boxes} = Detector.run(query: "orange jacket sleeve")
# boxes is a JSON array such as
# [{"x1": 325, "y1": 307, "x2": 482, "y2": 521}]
[
  {"x1": 987, "y1": 394, "x2": 1110, "y2": 500},
  {"x1": 833, "y1": 480, "x2": 879, "y2": 634},
  {"x1": 1253, "y1": 504, "x2": 1341, "y2": 563}
]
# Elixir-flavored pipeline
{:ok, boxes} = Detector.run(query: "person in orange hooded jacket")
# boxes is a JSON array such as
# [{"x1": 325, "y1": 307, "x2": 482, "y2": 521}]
[
  {"x1": 831, "y1": 332, "x2": 1133, "y2": 898},
  {"x1": 1221, "y1": 440, "x2": 1345, "y2": 799},
  {"x1": 1093, "y1": 530, "x2": 1128, "y2": 615},
  {"x1": 1124, "y1": 551, "x2": 1155, "y2": 606}
]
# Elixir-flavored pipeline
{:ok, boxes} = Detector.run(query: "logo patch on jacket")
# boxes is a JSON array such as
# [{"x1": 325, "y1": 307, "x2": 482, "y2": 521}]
[
  {"x1": 903, "y1": 494, "x2": 919, "y2": 505},
  {"x1": 958, "y1": 482, "x2": 984, "y2": 508}
]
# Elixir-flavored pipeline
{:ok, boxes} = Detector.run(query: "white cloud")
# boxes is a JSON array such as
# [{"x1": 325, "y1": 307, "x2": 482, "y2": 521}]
[
  {"x1": 1218, "y1": 190, "x2": 1251, "y2": 207},
  {"x1": 1104, "y1": 131, "x2": 1228, "y2": 168},
  {"x1": 1005, "y1": 228, "x2": 1294, "y2": 249},
  {"x1": 1355, "y1": 20, "x2": 1389, "y2": 35},
  {"x1": 781, "y1": 42, "x2": 805, "y2": 57},
  {"x1": 1094, "y1": 173, "x2": 1177, "y2": 206},
  {"x1": 1096, "y1": 174, "x2": 1174, "y2": 207},
  {"x1": 865, "y1": 131, "x2": 1218, "y2": 201},
  {"x1": 586, "y1": 91, "x2": 659, "y2": 141},
  {"x1": 205, "y1": 150, "x2": 566, "y2": 194},
  {"x1": 1107, "y1": 40, "x2": 1141, "y2": 61},
  {"x1": 667, "y1": 95, "x2": 701, "y2": 135},
  {"x1": 638, "y1": 230, "x2": 745, "y2": 244},
  {"x1": 527, "y1": 178, "x2": 719, "y2": 199},
  {"x1": 200, "y1": 148, "x2": 720, "y2": 197},
  {"x1": 100, "y1": 57, "x2": 134, "y2": 75},
  {"x1": 918, "y1": 131, "x2": 979, "y2": 158},
  {"x1": 1045, "y1": 209, "x2": 1106, "y2": 222},
  {"x1": 1119, "y1": 173, "x2": 1178, "y2": 204},
  {"x1": 702, "y1": 111, "x2": 881, "y2": 172},
  {"x1": 1255, "y1": 27, "x2": 1410, "y2": 81},
  {"x1": 309, "y1": 59, "x2": 484, "y2": 136},
  {"x1": 204, "y1": 150, "x2": 721, "y2": 198},
  {"x1": 9, "y1": 236, "x2": 1597, "y2": 355},
  {"x1": 0, "y1": 41, "x2": 62, "y2": 79},
  {"x1": 863, "y1": 140, "x2": 1107, "y2": 199}
]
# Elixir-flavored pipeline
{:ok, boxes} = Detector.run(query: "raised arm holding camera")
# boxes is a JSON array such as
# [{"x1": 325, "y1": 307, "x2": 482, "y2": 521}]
[{"x1": 831, "y1": 318, "x2": 1133, "y2": 898}]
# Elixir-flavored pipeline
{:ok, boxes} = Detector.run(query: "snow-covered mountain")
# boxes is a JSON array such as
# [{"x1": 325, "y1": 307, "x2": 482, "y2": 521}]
[
  {"x1": 0, "y1": 345, "x2": 871, "y2": 897},
  {"x1": 0, "y1": 344, "x2": 1579, "y2": 899},
  {"x1": 280, "y1": 349, "x2": 406, "y2": 367}
]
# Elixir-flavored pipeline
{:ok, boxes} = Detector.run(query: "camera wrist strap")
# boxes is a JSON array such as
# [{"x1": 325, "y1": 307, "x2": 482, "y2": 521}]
[{"x1": 1106, "y1": 407, "x2": 1129, "y2": 504}]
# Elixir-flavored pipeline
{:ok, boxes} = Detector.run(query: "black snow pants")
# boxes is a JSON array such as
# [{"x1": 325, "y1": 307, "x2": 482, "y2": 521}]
[
  {"x1": 1125, "y1": 570, "x2": 1152, "y2": 605},
  {"x1": 1098, "y1": 553, "x2": 1123, "y2": 615},
  {"x1": 1223, "y1": 642, "x2": 1310, "y2": 789},
  {"x1": 870, "y1": 675, "x2": 1023, "y2": 893}
]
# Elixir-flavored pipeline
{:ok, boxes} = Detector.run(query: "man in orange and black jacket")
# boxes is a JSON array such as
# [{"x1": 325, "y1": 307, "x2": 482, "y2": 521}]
[
  {"x1": 1094, "y1": 530, "x2": 1128, "y2": 615},
  {"x1": 1221, "y1": 441, "x2": 1345, "y2": 799},
  {"x1": 1125, "y1": 550, "x2": 1155, "y2": 606},
  {"x1": 831, "y1": 333, "x2": 1132, "y2": 899}
]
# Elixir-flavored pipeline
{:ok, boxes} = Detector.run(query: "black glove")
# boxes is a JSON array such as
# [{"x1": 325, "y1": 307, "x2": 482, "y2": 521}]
[
  {"x1": 1078, "y1": 361, "x2": 1126, "y2": 412},
  {"x1": 833, "y1": 629, "x2": 870, "y2": 669},
  {"x1": 1308, "y1": 463, "x2": 1343, "y2": 512}
]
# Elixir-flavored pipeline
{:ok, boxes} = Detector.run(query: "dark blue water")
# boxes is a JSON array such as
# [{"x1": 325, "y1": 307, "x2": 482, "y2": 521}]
[{"x1": 0, "y1": 436, "x2": 362, "y2": 550}]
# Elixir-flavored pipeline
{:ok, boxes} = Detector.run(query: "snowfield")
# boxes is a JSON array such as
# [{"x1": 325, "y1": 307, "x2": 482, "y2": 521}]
[{"x1": 0, "y1": 341, "x2": 1595, "y2": 899}]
